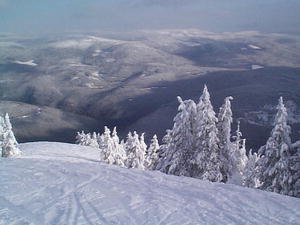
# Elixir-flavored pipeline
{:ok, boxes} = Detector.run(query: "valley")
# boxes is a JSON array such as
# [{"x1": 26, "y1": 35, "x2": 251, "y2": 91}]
[{"x1": 1, "y1": 30, "x2": 300, "y2": 149}]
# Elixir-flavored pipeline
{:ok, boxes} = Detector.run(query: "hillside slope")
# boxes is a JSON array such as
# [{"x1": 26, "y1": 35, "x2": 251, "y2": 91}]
[
  {"x1": 1, "y1": 31, "x2": 300, "y2": 148},
  {"x1": 0, "y1": 142, "x2": 299, "y2": 225}
]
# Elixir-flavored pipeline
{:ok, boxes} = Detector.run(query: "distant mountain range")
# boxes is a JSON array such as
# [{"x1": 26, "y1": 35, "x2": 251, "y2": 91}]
[{"x1": 0, "y1": 30, "x2": 300, "y2": 150}]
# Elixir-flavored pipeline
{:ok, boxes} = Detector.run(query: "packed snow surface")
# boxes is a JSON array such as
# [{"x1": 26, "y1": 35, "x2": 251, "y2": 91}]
[{"x1": 0, "y1": 142, "x2": 299, "y2": 225}]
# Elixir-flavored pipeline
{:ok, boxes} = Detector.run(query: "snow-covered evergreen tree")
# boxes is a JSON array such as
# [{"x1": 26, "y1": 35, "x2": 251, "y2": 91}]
[
  {"x1": 111, "y1": 127, "x2": 126, "y2": 167},
  {"x1": 243, "y1": 150, "x2": 261, "y2": 188},
  {"x1": 125, "y1": 131, "x2": 145, "y2": 169},
  {"x1": 228, "y1": 121, "x2": 248, "y2": 185},
  {"x1": 155, "y1": 129, "x2": 172, "y2": 171},
  {"x1": 99, "y1": 126, "x2": 115, "y2": 164},
  {"x1": 145, "y1": 134, "x2": 160, "y2": 170},
  {"x1": 89, "y1": 132, "x2": 99, "y2": 148},
  {"x1": 0, "y1": 115, "x2": 4, "y2": 153},
  {"x1": 97, "y1": 133, "x2": 104, "y2": 147},
  {"x1": 75, "y1": 131, "x2": 97, "y2": 147},
  {"x1": 192, "y1": 86, "x2": 223, "y2": 182},
  {"x1": 257, "y1": 97, "x2": 294, "y2": 196},
  {"x1": 75, "y1": 131, "x2": 85, "y2": 145},
  {"x1": 288, "y1": 141, "x2": 300, "y2": 197},
  {"x1": 217, "y1": 96, "x2": 234, "y2": 182},
  {"x1": 1, "y1": 113, "x2": 21, "y2": 157},
  {"x1": 158, "y1": 86, "x2": 230, "y2": 182},
  {"x1": 124, "y1": 131, "x2": 133, "y2": 164},
  {"x1": 139, "y1": 133, "x2": 148, "y2": 158},
  {"x1": 159, "y1": 97, "x2": 196, "y2": 176}
]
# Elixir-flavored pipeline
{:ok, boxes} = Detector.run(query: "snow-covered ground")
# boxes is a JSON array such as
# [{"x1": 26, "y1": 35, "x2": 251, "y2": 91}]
[{"x1": 0, "y1": 142, "x2": 299, "y2": 225}]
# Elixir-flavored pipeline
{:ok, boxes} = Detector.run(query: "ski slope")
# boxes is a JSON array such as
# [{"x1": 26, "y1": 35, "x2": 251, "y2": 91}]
[{"x1": 0, "y1": 142, "x2": 299, "y2": 225}]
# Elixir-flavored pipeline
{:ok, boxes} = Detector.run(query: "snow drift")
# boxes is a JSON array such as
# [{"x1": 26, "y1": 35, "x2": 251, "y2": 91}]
[{"x1": 0, "y1": 142, "x2": 299, "y2": 225}]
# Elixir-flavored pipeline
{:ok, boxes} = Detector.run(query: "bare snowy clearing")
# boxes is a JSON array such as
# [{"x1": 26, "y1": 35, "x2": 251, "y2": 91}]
[{"x1": 0, "y1": 142, "x2": 299, "y2": 225}]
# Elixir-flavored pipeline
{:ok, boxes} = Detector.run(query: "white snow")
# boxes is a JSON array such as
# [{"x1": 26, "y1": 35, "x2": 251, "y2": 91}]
[
  {"x1": 13, "y1": 60, "x2": 38, "y2": 66},
  {"x1": 0, "y1": 142, "x2": 299, "y2": 225},
  {"x1": 92, "y1": 49, "x2": 102, "y2": 57},
  {"x1": 85, "y1": 83, "x2": 98, "y2": 88},
  {"x1": 91, "y1": 71, "x2": 99, "y2": 76},
  {"x1": 251, "y1": 65, "x2": 264, "y2": 70},
  {"x1": 50, "y1": 36, "x2": 124, "y2": 49},
  {"x1": 71, "y1": 76, "x2": 79, "y2": 81},
  {"x1": 248, "y1": 44, "x2": 262, "y2": 50}
]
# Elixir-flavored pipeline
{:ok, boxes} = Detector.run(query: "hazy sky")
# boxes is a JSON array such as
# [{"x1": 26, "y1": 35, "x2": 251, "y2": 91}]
[{"x1": 0, "y1": 0, "x2": 300, "y2": 35}]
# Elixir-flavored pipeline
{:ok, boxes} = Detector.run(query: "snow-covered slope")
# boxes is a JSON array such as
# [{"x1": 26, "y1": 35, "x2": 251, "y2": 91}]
[{"x1": 0, "y1": 142, "x2": 299, "y2": 225}]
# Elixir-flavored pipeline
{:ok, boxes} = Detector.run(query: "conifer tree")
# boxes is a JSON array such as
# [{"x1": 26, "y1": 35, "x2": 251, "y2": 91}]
[
  {"x1": 288, "y1": 141, "x2": 300, "y2": 197},
  {"x1": 111, "y1": 127, "x2": 126, "y2": 167},
  {"x1": 89, "y1": 132, "x2": 99, "y2": 148},
  {"x1": 217, "y1": 96, "x2": 234, "y2": 182},
  {"x1": 125, "y1": 131, "x2": 145, "y2": 169},
  {"x1": 99, "y1": 126, "x2": 115, "y2": 164},
  {"x1": 124, "y1": 131, "x2": 133, "y2": 166},
  {"x1": 75, "y1": 131, "x2": 96, "y2": 147},
  {"x1": 258, "y1": 97, "x2": 294, "y2": 195},
  {"x1": 75, "y1": 131, "x2": 85, "y2": 145},
  {"x1": 97, "y1": 133, "x2": 104, "y2": 147},
  {"x1": 159, "y1": 97, "x2": 196, "y2": 176},
  {"x1": 155, "y1": 129, "x2": 172, "y2": 171},
  {"x1": 139, "y1": 133, "x2": 148, "y2": 158},
  {"x1": 0, "y1": 115, "x2": 4, "y2": 154},
  {"x1": 1, "y1": 113, "x2": 21, "y2": 157},
  {"x1": 228, "y1": 121, "x2": 248, "y2": 185},
  {"x1": 243, "y1": 150, "x2": 261, "y2": 188},
  {"x1": 192, "y1": 86, "x2": 223, "y2": 182},
  {"x1": 145, "y1": 134, "x2": 160, "y2": 170}
]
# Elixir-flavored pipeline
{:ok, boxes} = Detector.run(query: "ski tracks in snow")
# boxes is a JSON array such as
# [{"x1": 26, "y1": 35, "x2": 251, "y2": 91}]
[
  {"x1": 1, "y1": 142, "x2": 300, "y2": 225},
  {"x1": 0, "y1": 196, "x2": 46, "y2": 225}
]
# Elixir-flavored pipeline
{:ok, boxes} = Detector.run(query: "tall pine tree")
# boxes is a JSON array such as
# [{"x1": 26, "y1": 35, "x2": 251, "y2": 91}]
[
  {"x1": 243, "y1": 150, "x2": 261, "y2": 188},
  {"x1": 125, "y1": 131, "x2": 145, "y2": 169},
  {"x1": 145, "y1": 134, "x2": 160, "y2": 170},
  {"x1": 258, "y1": 97, "x2": 294, "y2": 195},
  {"x1": 111, "y1": 127, "x2": 126, "y2": 167},
  {"x1": 1, "y1": 113, "x2": 21, "y2": 157},
  {"x1": 99, "y1": 126, "x2": 115, "y2": 164},
  {"x1": 159, "y1": 97, "x2": 196, "y2": 176},
  {"x1": 192, "y1": 85, "x2": 223, "y2": 182},
  {"x1": 288, "y1": 141, "x2": 300, "y2": 197},
  {"x1": 217, "y1": 96, "x2": 234, "y2": 182},
  {"x1": 228, "y1": 121, "x2": 248, "y2": 185}
]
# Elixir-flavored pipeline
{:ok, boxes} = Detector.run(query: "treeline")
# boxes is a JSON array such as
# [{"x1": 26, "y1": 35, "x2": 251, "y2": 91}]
[
  {"x1": 76, "y1": 128, "x2": 159, "y2": 170},
  {"x1": 76, "y1": 86, "x2": 299, "y2": 198},
  {"x1": 1, "y1": 86, "x2": 298, "y2": 198}
]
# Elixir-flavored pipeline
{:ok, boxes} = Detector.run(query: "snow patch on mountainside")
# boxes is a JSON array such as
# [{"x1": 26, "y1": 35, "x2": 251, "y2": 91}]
[
  {"x1": 248, "y1": 44, "x2": 262, "y2": 50},
  {"x1": 0, "y1": 142, "x2": 299, "y2": 225},
  {"x1": 13, "y1": 60, "x2": 38, "y2": 66},
  {"x1": 251, "y1": 64, "x2": 264, "y2": 70},
  {"x1": 50, "y1": 36, "x2": 125, "y2": 49}
]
